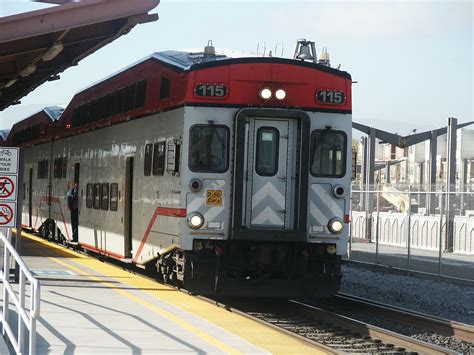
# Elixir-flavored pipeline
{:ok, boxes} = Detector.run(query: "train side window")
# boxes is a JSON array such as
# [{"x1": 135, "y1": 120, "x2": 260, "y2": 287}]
[
  {"x1": 144, "y1": 143, "x2": 153, "y2": 176},
  {"x1": 115, "y1": 88, "x2": 126, "y2": 115},
  {"x1": 37, "y1": 160, "x2": 48, "y2": 179},
  {"x1": 86, "y1": 183, "x2": 93, "y2": 208},
  {"x1": 93, "y1": 183, "x2": 101, "y2": 210},
  {"x1": 135, "y1": 79, "x2": 147, "y2": 108},
  {"x1": 62, "y1": 157, "x2": 67, "y2": 178},
  {"x1": 189, "y1": 125, "x2": 229, "y2": 173},
  {"x1": 166, "y1": 138, "x2": 181, "y2": 175},
  {"x1": 110, "y1": 183, "x2": 118, "y2": 211},
  {"x1": 101, "y1": 183, "x2": 109, "y2": 210},
  {"x1": 256, "y1": 127, "x2": 279, "y2": 176},
  {"x1": 124, "y1": 83, "x2": 136, "y2": 112},
  {"x1": 160, "y1": 77, "x2": 170, "y2": 100},
  {"x1": 152, "y1": 141, "x2": 166, "y2": 176},
  {"x1": 310, "y1": 130, "x2": 347, "y2": 177},
  {"x1": 105, "y1": 93, "x2": 116, "y2": 118},
  {"x1": 53, "y1": 158, "x2": 60, "y2": 178}
]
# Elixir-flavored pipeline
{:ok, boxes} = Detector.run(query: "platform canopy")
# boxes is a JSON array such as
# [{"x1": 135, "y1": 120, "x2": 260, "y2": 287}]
[{"x1": 0, "y1": 0, "x2": 159, "y2": 111}]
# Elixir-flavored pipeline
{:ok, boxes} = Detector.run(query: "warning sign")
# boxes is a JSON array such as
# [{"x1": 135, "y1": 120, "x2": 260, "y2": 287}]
[
  {"x1": 206, "y1": 189, "x2": 223, "y2": 206},
  {"x1": 0, "y1": 147, "x2": 20, "y2": 228},
  {"x1": 0, "y1": 176, "x2": 16, "y2": 200},
  {"x1": 0, "y1": 202, "x2": 15, "y2": 227}
]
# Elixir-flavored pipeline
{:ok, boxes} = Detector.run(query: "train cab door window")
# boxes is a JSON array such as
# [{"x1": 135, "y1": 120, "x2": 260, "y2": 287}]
[
  {"x1": 86, "y1": 183, "x2": 93, "y2": 208},
  {"x1": 101, "y1": 183, "x2": 109, "y2": 210},
  {"x1": 93, "y1": 183, "x2": 101, "y2": 209},
  {"x1": 135, "y1": 80, "x2": 147, "y2": 108},
  {"x1": 160, "y1": 77, "x2": 170, "y2": 100},
  {"x1": 152, "y1": 141, "x2": 166, "y2": 176},
  {"x1": 256, "y1": 127, "x2": 279, "y2": 176},
  {"x1": 144, "y1": 143, "x2": 153, "y2": 176},
  {"x1": 166, "y1": 138, "x2": 181, "y2": 175},
  {"x1": 189, "y1": 125, "x2": 229, "y2": 173},
  {"x1": 124, "y1": 83, "x2": 136, "y2": 112},
  {"x1": 110, "y1": 183, "x2": 118, "y2": 211},
  {"x1": 310, "y1": 130, "x2": 346, "y2": 177}
]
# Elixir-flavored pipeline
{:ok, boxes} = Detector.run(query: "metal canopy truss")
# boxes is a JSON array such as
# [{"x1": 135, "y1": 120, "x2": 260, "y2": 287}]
[{"x1": 0, "y1": 0, "x2": 160, "y2": 111}]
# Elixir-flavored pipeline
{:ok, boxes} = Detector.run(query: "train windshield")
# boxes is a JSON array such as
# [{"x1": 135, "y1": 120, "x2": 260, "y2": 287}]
[
  {"x1": 189, "y1": 125, "x2": 229, "y2": 172},
  {"x1": 310, "y1": 130, "x2": 346, "y2": 177}
]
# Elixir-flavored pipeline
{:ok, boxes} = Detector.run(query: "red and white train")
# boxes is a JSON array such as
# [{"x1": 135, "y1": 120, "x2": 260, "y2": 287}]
[{"x1": 11, "y1": 41, "x2": 352, "y2": 297}]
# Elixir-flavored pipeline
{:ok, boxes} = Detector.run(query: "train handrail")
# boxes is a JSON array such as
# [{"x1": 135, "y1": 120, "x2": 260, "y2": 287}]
[{"x1": 0, "y1": 228, "x2": 41, "y2": 355}]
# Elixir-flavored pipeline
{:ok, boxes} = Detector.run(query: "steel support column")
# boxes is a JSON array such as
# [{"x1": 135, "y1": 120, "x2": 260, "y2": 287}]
[
  {"x1": 428, "y1": 130, "x2": 438, "y2": 214},
  {"x1": 445, "y1": 117, "x2": 457, "y2": 251}
]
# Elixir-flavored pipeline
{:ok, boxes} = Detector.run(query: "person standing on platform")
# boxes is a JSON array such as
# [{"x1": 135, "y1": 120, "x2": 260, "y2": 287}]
[{"x1": 67, "y1": 183, "x2": 79, "y2": 243}]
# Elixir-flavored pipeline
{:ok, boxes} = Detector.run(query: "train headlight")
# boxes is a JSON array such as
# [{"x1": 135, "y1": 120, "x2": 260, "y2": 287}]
[
  {"x1": 326, "y1": 244, "x2": 337, "y2": 255},
  {"x1": 187, "y1": 212, "x2": 204, "y2": 229},
  {"x1": 327, "y1": 218, "x2": 344, "y2": 234},
  {"x1": 275, "y1": 89, "x2": 286, "y2": 100},
  {"x1": 259, "y1": 87, "x2": 272, "y2": 100}
]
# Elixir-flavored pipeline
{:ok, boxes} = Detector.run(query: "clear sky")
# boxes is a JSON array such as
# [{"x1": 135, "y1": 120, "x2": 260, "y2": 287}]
[{"x1": 0, "y1": 0, "x2": 472, "y2": 135}]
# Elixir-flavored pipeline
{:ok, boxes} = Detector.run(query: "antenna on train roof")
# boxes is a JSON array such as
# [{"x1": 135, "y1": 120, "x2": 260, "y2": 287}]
[{"x1": 294, "y1": 39, "x2": 317, "y2": 63}]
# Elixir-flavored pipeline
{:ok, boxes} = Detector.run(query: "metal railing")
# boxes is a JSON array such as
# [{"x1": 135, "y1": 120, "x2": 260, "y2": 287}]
[
  {"x1": 348, "y1": 185, "x2": 474, "y2": 280},
  {"x1": 0, "y1": 228, "x2": 40, "y2": 355}
]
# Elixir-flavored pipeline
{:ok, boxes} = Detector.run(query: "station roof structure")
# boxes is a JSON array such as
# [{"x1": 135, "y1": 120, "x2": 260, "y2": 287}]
[{"x1": 0, "y1": 0, "x2": 159, "y2": 111}]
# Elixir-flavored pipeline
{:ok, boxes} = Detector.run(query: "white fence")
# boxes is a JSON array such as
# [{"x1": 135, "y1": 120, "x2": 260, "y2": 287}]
[
  {"x1": 351, "y1": 212, "x2": 474, "y2": 255},
  {"x1": 0, "y1": 229, "x2": 40, "y2": 355}
]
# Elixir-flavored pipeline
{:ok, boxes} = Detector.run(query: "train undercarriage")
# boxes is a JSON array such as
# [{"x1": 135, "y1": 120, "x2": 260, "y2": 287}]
[{"x1": 156, "y1": 240, "x2": 342, "y2": 298}]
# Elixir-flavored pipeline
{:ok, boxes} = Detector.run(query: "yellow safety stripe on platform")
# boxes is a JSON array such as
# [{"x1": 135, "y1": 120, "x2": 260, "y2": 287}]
[{"x1": 24, "y1": 233, "x2": 324, "y2": 354}]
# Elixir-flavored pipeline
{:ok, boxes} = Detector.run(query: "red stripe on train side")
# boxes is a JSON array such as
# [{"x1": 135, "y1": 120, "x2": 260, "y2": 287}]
[{"x1": 132, "y1": 207, "x2": 186, "y2": 263}]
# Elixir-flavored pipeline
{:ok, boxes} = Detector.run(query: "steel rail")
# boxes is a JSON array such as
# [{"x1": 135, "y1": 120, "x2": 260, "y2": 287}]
[
  {"x1": 336, "y1": 292, "x2": 474, "y2": 343},
  {"x1": 289, "y1": 299, "x2": 458, "y2": 354},
  {"x1": 195, "y1": 296, "x2": 338, "y2": 354}
]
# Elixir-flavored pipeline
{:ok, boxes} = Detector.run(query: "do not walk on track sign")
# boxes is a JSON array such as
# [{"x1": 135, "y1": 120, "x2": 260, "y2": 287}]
[{"x1": 0, "y1": 148, "x2": 20, "y2": 228}]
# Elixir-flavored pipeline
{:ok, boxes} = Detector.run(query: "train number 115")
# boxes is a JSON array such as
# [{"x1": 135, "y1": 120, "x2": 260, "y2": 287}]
[{"x1": 316, "y1": 90, "x2": 345, "y2": 104}]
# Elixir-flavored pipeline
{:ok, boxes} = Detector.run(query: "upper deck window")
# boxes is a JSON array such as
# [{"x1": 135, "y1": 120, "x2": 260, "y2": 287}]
[
  {"x1": 310, "y1": 130, "x2": 346, "y2": 177},
  {"x1": 160, "y1": 77, "x2": 170, "y2": 100},
  {"x1": 189, "y1": 125, "x2": 229, "y2": 173}
]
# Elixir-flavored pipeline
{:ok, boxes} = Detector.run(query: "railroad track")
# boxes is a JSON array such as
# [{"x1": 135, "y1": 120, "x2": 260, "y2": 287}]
[
  {"x1": 209, "y1": 297, "x2": 457, "y2": 354},
  {"x1": 335, "y1": 292, "x2": 474, "y2": 344}
]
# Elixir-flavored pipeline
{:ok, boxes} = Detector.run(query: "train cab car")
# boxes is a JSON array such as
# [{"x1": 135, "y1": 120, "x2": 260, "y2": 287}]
[{"x1": 15, "y1": 41, "x2": 352, "y2": 298}]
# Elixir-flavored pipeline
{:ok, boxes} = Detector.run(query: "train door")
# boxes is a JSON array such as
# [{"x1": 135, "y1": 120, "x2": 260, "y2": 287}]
[
  {"x1": 244, "y1": 118, "x2": 296, "y2": 229},
  {"x1": 28, "y1": 167, "x2": 33, "y2": 227},
  {"x1": 124, "y1": 157, "x2": 134, "y2": 258}
]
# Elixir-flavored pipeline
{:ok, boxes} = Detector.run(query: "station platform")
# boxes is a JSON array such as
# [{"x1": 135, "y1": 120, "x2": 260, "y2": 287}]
[
  {"x1": 346, "y1": 239, "x2": 474, "y2": 282},
  {"x1": 9, "y1": 232, "x2": 322, "y2": 354}
]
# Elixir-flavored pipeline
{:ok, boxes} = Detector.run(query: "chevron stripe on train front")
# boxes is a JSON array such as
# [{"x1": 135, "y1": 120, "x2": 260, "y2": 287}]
[
  {"x1": 251, "y1": 181, "x2": 285, "y2": 227},
  {"x1": 310, "y1": 183, "x2": 344, "y2": 232}
]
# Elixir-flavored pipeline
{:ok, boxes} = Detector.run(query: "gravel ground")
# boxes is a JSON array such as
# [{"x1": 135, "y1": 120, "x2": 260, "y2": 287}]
[
  {"x1": 335, "y1": 260, "x2": 474, "y2": 354},
  {"x1": 340, "y1": 261, "x2": 474, "y2": 325}
]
